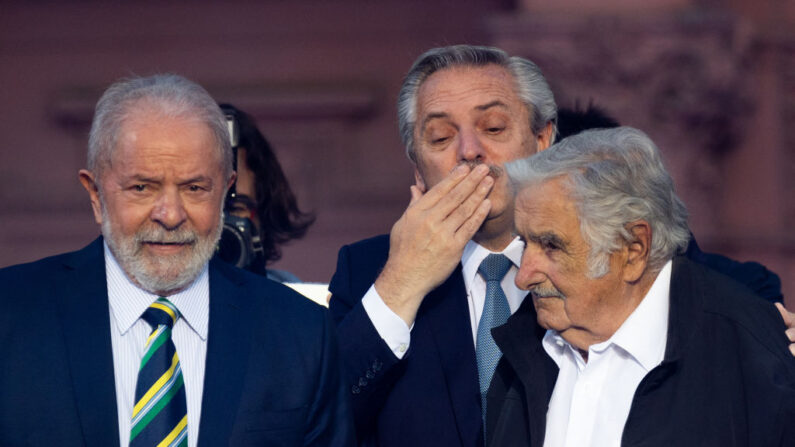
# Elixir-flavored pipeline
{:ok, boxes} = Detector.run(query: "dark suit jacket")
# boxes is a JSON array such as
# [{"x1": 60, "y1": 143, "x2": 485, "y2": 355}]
[
  {"x1": 0, "y1": 237, "x2": 354, "y2": 447},
  {"x1": 685, "y1": 235, "x2": 783, "y2": 303},
  {"x1": 329, "y1": 235, "x2": 488, "y2": 447},
  {"x1": 486, "y1": 256, "x2": 795, "y2": 446}
]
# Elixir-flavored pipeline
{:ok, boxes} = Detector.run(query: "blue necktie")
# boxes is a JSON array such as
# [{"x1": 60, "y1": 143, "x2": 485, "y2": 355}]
[
  {"x1": 476, "y1": 253, "x2": 513, "y2": 424},
  {"x1": 130, "y1": 297, "x2": 188, "y2": 447}
]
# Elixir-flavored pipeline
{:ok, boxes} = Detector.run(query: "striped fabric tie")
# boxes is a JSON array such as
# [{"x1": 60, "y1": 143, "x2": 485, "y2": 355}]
[{"x1": 130, "y1": 297, "x2": 188, "y2": 447}]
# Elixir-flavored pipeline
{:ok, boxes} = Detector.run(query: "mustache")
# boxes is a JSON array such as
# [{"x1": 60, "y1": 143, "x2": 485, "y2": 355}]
[
  {"x1": 454, "y1": 160, "x2": 503, "y2": 178},
  {"x1": 134, "y1": 225, "x2": 197, "y2": 245},
  {"x1": 530, "y1": 284, "x2": 565, "y2": 300}
]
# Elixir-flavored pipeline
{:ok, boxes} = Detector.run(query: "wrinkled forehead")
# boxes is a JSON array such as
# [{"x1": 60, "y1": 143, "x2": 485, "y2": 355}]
[
  {"x1": 514, "y1": 178, "x2": 577, "y2": 227},
  {"x1": 415, "y1": 65, "x2": 523, "y2": 116},
  {"x1": 110, "y1": 113, "x2": 223, "y2": 170}
]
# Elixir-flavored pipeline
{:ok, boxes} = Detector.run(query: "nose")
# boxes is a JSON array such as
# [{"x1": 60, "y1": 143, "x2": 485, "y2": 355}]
[
  {"x1": 151, "y1": 187, "x2": 187, "y2": 230},
  {"x1": 456, "y1": 127, "x2": 486, "y2": 162},
  {"x1": 515, "y1": 245, "x2": 547, "y2": 291}
]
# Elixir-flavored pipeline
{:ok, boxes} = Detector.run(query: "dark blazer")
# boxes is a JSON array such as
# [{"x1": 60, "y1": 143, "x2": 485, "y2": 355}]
[
  {"x1": 486, "y1": 256, "x2": 795, "y2": 446},
  {"x1": 0, "y1": 237, "x2": 354, "y2": 447},
  {"x1": 685, "y1": 235, "x2": 783, "y2": 303},
  {"x1": 329, "y1": 235, "x2": 489, "y2": 446}
]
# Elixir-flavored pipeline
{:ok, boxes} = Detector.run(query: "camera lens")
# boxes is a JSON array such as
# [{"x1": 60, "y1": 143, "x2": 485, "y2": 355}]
[{"x1": 217, "y1": 223, "x2": 247, "y2": 267}]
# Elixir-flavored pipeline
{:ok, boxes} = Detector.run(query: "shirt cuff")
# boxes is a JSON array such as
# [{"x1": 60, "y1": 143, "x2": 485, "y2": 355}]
[{"x1": 361, "y1": 284, "x2": 412, "y2": 359}]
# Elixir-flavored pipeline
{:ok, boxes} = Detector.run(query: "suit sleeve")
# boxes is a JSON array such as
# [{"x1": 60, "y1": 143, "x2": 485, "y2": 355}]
[
  {"x1": 328, "y1": 243, "x2": 405, "y2": 443},
  {"x1": 303, "y1": 308, "x2": 356, "y2": 447}
]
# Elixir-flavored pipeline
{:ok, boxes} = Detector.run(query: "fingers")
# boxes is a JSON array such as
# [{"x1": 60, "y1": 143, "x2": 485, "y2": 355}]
[
  {"x1": 444, "y1": 174, "x2": 494, "y2": 233},
  {"x1": 412, "y1": 164, "x2": 470, "y2": 209},
  {"x1": 454, "y1": 198, "x2": 492, "y2": 245},
  {"x1": 775, "y1": 302, "x2": 794, "y2": 326},
  {"x1": 773, "y1": 303, "x2": 795, "y2": 357},
  {"x1": 416, "y1": 164, "x2": 490, "y2": 213}
]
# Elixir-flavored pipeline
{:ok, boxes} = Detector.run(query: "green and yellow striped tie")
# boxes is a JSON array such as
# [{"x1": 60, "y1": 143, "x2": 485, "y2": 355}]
[{"x1": 130, "y1": 297, "x2": 188, "y2": 447}]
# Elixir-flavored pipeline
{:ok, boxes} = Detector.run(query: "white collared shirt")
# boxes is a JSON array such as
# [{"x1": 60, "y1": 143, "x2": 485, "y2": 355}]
[
  {"x1": 362, "y1": 237, "x2": 527, "y2": 358},
  {"x1": 106, "y1": 242, "x2": 209, "y2": 447},
  {"x1": 542, "y1": 260, "x2": 672, "y2": 447}
]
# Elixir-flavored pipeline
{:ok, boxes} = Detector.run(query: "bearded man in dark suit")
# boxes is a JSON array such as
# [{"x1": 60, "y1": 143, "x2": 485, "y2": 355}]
[{"x1": 0, "y1": 74, "x2": 353, "y2": 447}]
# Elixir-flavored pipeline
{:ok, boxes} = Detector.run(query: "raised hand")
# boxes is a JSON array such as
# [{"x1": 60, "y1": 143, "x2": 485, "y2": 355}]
[{"x1": 375, "y1": 164, "x2": 494, "y2": 326}]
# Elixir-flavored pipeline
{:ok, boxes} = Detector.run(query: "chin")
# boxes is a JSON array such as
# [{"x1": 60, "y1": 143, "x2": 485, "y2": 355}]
[{"x1": 533, "y1": 299, "x2": 569, "y2": 329}]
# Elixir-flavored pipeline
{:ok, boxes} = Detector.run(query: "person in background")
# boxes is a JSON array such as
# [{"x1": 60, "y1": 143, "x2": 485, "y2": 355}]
[
  {"x1": 556, "y1": 103, "x2": 619, "y2": 139},
  {"x1": 216, "y1": 103, "x2": 314, "y2": 283},
  {"x1": 557, "y1": 103, "x2": 784, "y2": 303},
  {"x1": 329, "y1": 45, "x2": 557, "y2": 446}
]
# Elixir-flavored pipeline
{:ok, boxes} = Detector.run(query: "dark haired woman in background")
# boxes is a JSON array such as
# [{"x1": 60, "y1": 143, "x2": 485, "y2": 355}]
[{"x1": 218, "y1": 103, "x2": 315, "y2": 283}]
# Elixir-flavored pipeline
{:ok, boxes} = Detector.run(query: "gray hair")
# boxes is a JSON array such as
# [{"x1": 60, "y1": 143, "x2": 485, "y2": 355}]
[
  {"x1": 87, "y1": 74, "x2": 232, "y2": 178},
  {"x1": 397, "y1": 45, "x2": 558, "y2": 162},
  {"x1": 506, "y1": 127, "x2": 690, "y2": 276}
]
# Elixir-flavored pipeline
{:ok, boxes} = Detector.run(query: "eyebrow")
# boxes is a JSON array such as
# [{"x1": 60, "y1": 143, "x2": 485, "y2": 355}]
[
  {"x1": 180, "y1": 175, "x2": 214, "y2": 186},
  {"x1": 419, "y1": 112, "x2": 450, "y2": 136},
  {"x1": 521, "y1": 231, "x2": 569, "y2": 253},
  {"x1": 127, "y1": 174, "x2": 161, "y2": 183},
  {"x1": 418, "y1": 100, "x2": 510, "y2": 136},
  {"x1": 475, "y1": 100, "x2": 510, "y2": 112}
]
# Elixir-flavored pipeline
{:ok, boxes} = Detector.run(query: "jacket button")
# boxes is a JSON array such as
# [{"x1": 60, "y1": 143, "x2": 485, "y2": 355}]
[
  {"x1": 366, "y1": 370, "x2": 375, "y2": 379},
  {"x1": 372, "y1": 359, "x2": 382, "y2": 372},
  {"x1": 351, "y1": 385, "x2": 361, "y2": 394},
  {"x1": 358, "y1": 377, "x2": 368, "y2": 387}
]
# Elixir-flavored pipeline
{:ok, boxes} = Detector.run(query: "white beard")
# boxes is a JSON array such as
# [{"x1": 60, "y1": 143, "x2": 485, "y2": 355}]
[{"x1": 101, "y1": 203, "x2": 223, "y2": 295}]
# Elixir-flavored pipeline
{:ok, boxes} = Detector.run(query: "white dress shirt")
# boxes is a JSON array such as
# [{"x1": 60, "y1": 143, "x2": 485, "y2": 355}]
[
  {"x1": 105, "y1": 242, "x2": 208, "y2": 447},
  {"x1": 362, "y1": 237, "x2": 526, "y2": 358},
  {"x1": 542, "y1": 260, "x2": 672, "y2": 447}
]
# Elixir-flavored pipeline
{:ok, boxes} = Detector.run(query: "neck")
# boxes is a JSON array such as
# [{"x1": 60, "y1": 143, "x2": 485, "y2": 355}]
[
  {"x1": 472, "y1": 215, "x2": 515, "y2": 252},
  {"x1": 472, "y1": 230, "x2": 514, "y2": 252}
]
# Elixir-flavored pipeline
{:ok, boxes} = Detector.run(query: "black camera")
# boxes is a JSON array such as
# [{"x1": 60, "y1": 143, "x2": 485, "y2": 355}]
[
  {"x1": 215, "y1": 105, "x2": 263, "y2": 269},
  {"x1": 218, "y1": 214, "x2": 263, "y2": 268}
]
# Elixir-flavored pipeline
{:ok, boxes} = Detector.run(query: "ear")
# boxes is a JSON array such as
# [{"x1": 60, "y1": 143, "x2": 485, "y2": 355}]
[
  {"x1": 413, "y1": 166, "x2": 427, "y2": 193},
  {"x1": 622, "y1": 220, "x2": 651, "y2": 283},
  {"x1": 226, "y1": 170, "x2": 237, "y2": 192},
  {"x1": 78, "y1": 169, "x2": 103, "y2": 225},
  {"x1": 536, "y1": 122, "x2": 555, "y2": 152}
]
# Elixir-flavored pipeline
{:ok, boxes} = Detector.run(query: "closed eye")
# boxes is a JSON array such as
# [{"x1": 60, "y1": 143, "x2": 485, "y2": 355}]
[
  {"x1": 524, "y1": 233, "x2": 567, "y2": 254},
  {"x1": 539, "y1": 235, "x2": 566, "y2": 253}
]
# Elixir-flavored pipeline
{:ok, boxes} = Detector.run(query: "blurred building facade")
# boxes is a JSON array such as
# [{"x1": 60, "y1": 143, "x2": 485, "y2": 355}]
[{"x1": 0, "y1": 0, "x2": 792, "y2": 305}]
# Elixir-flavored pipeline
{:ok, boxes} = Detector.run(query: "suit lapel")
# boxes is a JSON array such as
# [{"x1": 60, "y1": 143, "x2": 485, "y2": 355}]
[
  {"x1": 57, "y1": 238, "x2": 121, "y2": 447},
  {"x1": 422, "y1": 265, "x2": 483, "y2": 445},
  {"x1": 197, "y1": 260, "x2": 254, "y2": 446},
  {"x1": 492, "y1": 297, "x2": 558, "y2": 447}
]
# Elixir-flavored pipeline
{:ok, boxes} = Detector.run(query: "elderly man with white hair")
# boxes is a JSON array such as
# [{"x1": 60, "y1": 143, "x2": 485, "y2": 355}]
[{"x1": 485, "y1": 127, "x2": 795, "y2": 446}]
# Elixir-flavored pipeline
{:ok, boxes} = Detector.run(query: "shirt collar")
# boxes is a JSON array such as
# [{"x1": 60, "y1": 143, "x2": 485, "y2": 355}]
[
  {"x1": 105, "y1": 241, "x2": 210, "y2": 340},
  {"x1": 461, "y1": 236, "x2": 524, "y2": 285},
  {"x1": 608, "y1": 259, "x2": 672, "y2": 371},
  {"x1": 542, "y1": 260, "x2": 672, "y2": 372},
  {"x1": 542, "y1": 330, "x2": 572, "y2": 369}
]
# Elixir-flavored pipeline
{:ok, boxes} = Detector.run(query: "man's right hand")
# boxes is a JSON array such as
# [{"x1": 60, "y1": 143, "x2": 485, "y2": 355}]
[{"x1": 374, "y1": 164, "x2": 494, "y2": 326}]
